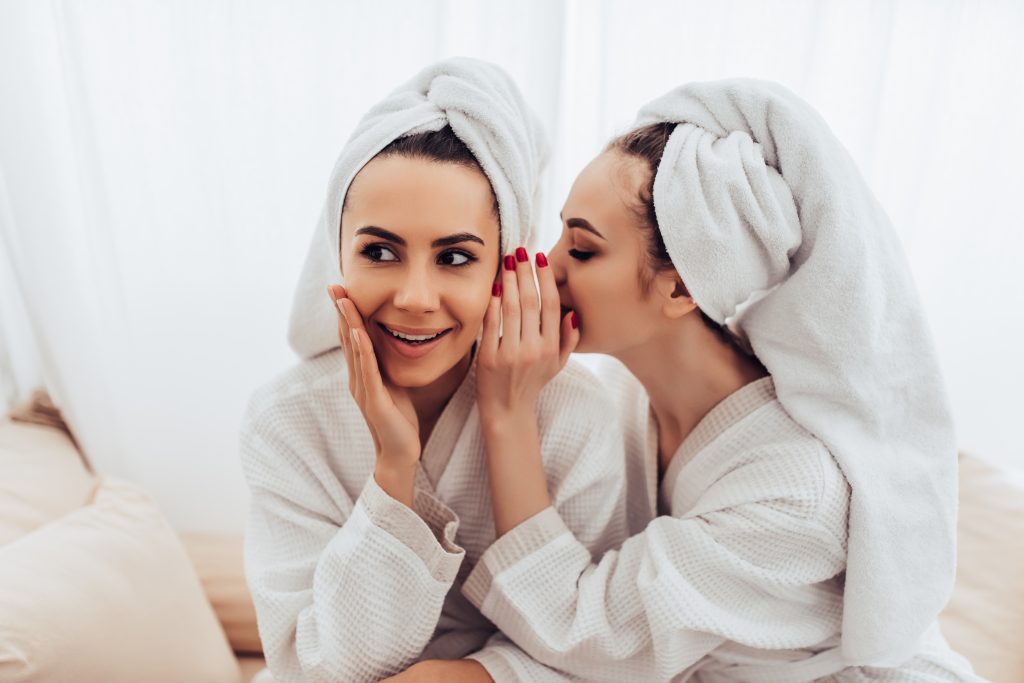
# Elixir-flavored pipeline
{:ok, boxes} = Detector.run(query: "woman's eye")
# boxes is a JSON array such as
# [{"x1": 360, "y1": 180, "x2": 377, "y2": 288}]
[
  {"x1": 361, "y1": 244, "x2": 399, "y2": 262},
  {"x1": 568, "y1": 248, "x2": 595, "y2": 262},
  {"x1": 437, "y1": 249, "x2": 475, "y2": 267}
]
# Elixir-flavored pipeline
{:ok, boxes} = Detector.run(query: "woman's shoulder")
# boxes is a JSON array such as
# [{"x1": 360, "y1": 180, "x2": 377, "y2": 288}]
[
  {"x1": 243, "y1": 348, "x2": 351, "y2": 440},
  {"x1": 717, "y1": 398, "x2": 849, "y2": 523}
]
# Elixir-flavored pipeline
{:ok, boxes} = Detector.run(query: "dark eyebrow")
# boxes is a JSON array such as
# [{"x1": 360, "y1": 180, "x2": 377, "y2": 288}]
[
  {"x1": 354, "y1": 226, "x2": 405, "y2": 245},
  {"x1": 431, "y1": 232, "x2": 485, "y2": 248},
  {"x1": 354, "y1": 226, "x2": 485, "y2": 249},
  {"x1": 560, "y1": 212, "x2": 606, "y2": 240}
]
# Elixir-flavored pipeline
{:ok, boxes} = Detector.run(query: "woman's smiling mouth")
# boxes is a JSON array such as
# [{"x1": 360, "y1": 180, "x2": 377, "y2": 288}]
[{"x1": 377, "y1": 322, "x2": 454, "y2": 359}]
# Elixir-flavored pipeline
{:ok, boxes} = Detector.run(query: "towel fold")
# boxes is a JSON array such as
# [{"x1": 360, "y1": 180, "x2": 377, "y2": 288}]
[
  {"x1": 288, "y1": 57, "x2": 548, "y2": 359},
  {"x1": 635, "y1": 78, "x2": 957, "y2": 668}
]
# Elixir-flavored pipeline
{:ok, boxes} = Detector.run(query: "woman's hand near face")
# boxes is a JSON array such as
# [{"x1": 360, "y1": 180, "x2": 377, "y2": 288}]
[
  {"x1": 476, "y1": 248, "x2": 579, "y2": 423},
  {"x1": 328, "y1": 284, "x2": 421, "y2": 507},
  {"x1": 476, "y1": 249, "x2": 579, "y2": 536}
]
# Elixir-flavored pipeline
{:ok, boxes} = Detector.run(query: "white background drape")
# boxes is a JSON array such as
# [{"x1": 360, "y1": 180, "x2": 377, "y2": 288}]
[{"x1": 1, "y1": 0, "x2": 1021, "y2": 533}]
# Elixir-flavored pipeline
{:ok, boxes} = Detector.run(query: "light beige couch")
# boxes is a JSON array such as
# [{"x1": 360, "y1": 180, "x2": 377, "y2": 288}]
[
  {"x1": 0, "y1": 415, "x2": 267, "y2": 682},
  {"x1": 1, "y1": 415, "x2": 1021, "y2": 682}
]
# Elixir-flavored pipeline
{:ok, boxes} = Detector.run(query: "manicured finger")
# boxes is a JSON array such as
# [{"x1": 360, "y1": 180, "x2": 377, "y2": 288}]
[
  {"x1": 480, "y1": 280, "x2": 502, "y2": 361},
  {"x1": 341, "y1": 297, "x2": 375, "y2": 395},
  {"x1": 352, "y1": 327, "x2": 387, "y2": 407},
  {"x1": 328, "y1": 285, "x2": 356, "y2": 386},
  {"x1": 342, "y1": 299, "x2": 385, "y2": 401},
  {"x1": 349, "y1": 313, "x2": 365, "y2": 404},
  {"x1": 500, "y1": 253, "x2": 521, "y2": 351},
  {"x1": 558, "y1": 310, "x2": 580, "y2": 367},
  {"x1": 339, "y1": 297, "x2": 369, "y2": 338},
  {"x1": 535, "y1": 252, "x2": 560, "y2": 347},
  {"x1": 515, "y1": 247, "x2": 540, "y2": 344}
]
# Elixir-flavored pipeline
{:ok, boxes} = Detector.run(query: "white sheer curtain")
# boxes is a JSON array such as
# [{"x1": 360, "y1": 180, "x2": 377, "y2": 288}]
[
  {"x1": 0, "y1": 0, "x2": 566, "y2": 532},
  {"x1": 1, "y1": 0, "x2": 1021, "y2": 534},
  {"x1": 552, "y1": 0, "x2": 1024, "y2": 472}
]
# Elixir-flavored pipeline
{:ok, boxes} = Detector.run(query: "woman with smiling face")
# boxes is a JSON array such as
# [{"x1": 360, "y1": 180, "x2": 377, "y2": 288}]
[
  {"x1": 467, "y1": 81, "x2": 983, "y2": 682},
  {"x1": 241, "y1": 60, "x2": 626, "y2": 683}
]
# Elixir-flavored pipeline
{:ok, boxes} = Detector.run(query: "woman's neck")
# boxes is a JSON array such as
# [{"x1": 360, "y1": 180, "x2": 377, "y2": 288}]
[
  {"x1": 615, "y1": 321, "x2": 767, "y2": 472},
  {"x1": 406, "y1": 349, "x2": 473, "y2": 449}
]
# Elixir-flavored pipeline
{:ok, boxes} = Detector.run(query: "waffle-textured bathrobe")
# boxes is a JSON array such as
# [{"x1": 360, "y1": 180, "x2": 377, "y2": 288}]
[
  {"x1": 240, "y1": 351, "x2": 627, "y2": 683},
  {"x1": 463, "y1": 371, "x2": 984, "y2": 682}
]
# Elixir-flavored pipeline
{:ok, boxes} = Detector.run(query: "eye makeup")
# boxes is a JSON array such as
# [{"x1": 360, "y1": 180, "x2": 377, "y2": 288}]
[
  {"x1": 360, "y1": 243, "x2": 399, "y2": 262},
  {"x1": 436, "y1": 249, "x2": 477, "y2": 267},
  {"x1": 358, "y1": 242, "x2": 478, "y2": 268}
]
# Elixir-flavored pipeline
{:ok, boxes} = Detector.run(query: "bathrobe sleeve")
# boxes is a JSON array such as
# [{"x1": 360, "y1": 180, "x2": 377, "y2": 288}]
[
  {"x1": 463, "y1": 441, "x2": 850, "y2": 682},
  {"x1": 241, "y1": 397, "x2": 465, "y2": 683},
  {"x1": 463, "y1": 362, "x2": 631, "y2": 682}
]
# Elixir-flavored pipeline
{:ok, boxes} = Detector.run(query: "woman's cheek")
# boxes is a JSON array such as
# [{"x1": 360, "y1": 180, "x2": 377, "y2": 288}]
[{"x1": 462, "y1": 290, "x2": 491, "y2": 332}]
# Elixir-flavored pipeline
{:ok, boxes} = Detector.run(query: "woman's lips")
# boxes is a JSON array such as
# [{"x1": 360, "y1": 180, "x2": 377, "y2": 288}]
[{"x1": 376, "y1": 323, "x2": 453, "y2": 359}]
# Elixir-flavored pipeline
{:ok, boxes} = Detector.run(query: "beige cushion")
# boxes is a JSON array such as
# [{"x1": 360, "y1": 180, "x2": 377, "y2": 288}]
[
  {"x1": 0, "y1": 417, "x2": 95, "y2": 545},
  {"x1": 939, "y1": 453, "x2": 1024, "y2": 683},
  {"x1": 182, "y1": 533, "x2": 262, "y2": 654},
  {"x1": 0, "y1": 477, "x2": 240, "y2": 683}
]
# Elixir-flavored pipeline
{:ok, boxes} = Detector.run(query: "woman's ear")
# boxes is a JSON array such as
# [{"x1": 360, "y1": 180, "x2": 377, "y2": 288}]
[{"x1": 655, "y1": 272, "x2": 699, "y2": 320}]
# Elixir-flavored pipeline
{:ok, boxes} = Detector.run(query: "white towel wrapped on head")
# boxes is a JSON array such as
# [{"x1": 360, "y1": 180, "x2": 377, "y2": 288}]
[
  {"x1": 635, "y1": 78, "x2": 957, "y2": 668},
  {"x1": 288, "y1": 57, "x2": 548, "y2": 359}
]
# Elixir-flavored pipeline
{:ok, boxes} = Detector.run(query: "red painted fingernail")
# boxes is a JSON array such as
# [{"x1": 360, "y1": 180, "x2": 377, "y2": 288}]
[
  {"x1": 515, "y1": 247, "x2": 528, "y2": 263},
  {"x1": 535, "y1": 252, "x2": 548, "y2": 268},
  {"x1": 492, "y1": 282, "x2": 502, "y2": 297},
  {"x1": 504, "y1": 254, "x2": 516, "y2": 271},
  {"x1": 571, "y1": 312, "x2": 579, "y2": 329}
]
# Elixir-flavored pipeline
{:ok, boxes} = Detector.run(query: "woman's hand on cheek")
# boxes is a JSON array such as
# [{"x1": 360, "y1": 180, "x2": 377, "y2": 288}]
[
  {"x1": 328, "y1": 285, "x2": 421, "y2": 506},
  {"x1": 476, "y1": 249, "x2": 579, "y2": 425}
]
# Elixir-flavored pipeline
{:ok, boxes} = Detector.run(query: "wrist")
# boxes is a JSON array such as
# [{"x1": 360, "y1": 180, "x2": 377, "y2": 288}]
[
  {"x1": 373, "y1": 462, "x2": 417, "y2": 508},
  {"x1": 480, "y1": 405, "x2": 536, "y2": 439},
  {"x1": 375, "y1": 443, "x2": 420, "y2": 469}
]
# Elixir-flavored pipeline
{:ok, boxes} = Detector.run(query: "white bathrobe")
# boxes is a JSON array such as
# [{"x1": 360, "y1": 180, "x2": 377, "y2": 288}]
[
  {"x1": 463, "y1": 368, "x2": 984, "y2": 682},
  {"x1": 240, "y1": 351, "x2": 627, "y2": 683}
]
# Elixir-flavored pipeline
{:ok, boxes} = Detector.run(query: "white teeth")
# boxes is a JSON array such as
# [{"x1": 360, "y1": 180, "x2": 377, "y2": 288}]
[{"x1": 385, "y1": 326, "x2": 444, "y2": 342}]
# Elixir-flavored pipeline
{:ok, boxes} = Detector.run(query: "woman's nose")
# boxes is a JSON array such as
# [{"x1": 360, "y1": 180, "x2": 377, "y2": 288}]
[
  {"x1": 547, "y1": 236, "x2": 569, "y2": 286},
  {"x1": 393, "y1": 265, "x2": 440, "y2": 313}
]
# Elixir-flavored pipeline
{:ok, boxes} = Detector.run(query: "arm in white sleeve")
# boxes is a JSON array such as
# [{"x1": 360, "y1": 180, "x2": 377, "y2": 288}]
[
  {"x1": 241, "y1": 402, "x2": 465, "y2": 683},
  {"x1": 535, "y1": 364, "x2": 631, "y2": 559},
  {"x1": 464, "y1": 445, "x2": 849, "y2": 682}
]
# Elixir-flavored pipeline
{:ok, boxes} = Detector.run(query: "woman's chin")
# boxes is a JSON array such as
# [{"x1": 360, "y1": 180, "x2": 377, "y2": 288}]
[{"x1": 381, "y1": 363, "x2": 440, "y2": 389}]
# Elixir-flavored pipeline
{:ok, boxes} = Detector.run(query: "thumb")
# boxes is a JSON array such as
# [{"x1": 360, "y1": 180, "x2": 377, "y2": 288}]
[{"x1": 558, "y1": 310, "x2": 580, "y2": 367}]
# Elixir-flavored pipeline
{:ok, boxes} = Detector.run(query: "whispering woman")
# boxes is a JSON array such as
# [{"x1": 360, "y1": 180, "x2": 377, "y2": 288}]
[
  {"x1": 240, "y1": 58, "x2": 626, "y2": 683},
  {"x1": 467, "y1": 79, "x2": 985, "y2": 682}
]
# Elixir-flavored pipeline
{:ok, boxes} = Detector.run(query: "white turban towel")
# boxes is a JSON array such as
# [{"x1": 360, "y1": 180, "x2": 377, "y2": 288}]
[
  {"x1": 635, "y1": 79, "x2": 957, "y2": 668},
  {"x1": 288, "y1": 57, "x2": 548, "y2": 359}
]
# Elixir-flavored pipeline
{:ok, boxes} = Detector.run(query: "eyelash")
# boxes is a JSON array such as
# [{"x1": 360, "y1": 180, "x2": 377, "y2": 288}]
[
  {"x1": 568, "y1": 248, "x2": 595, "y2": 262},
  {"x1": 359, "y1": 243, "x2": 477, "y2": 267}
]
